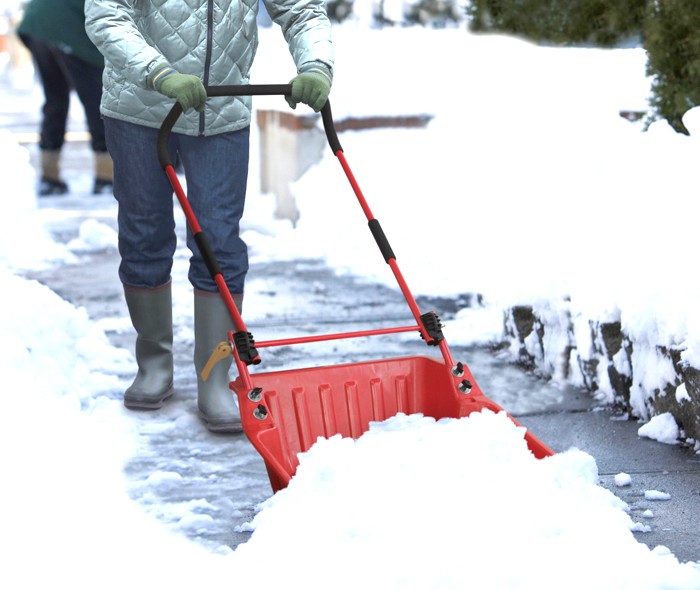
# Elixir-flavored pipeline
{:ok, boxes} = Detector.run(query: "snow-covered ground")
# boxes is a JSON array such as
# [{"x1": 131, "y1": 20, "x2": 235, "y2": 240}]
[
  {"x1": 252, "y1": 23, "x2": 700, "y2": 426},
  {"x1": 2, "y1": 21, "x2": 700, "y2": 590}
]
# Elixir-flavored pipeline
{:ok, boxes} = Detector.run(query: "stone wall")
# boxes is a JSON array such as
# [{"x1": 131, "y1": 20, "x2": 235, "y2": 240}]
[{"x1": 503, "y1": 302, "x2": 700, "y2": 444}]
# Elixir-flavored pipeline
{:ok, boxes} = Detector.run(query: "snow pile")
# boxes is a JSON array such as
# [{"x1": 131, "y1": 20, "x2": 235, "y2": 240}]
[
  {"x1": 0, "y1": 130, "x2": 75, "y2": 269},
  {"x1": 66, "y1": 217, "x2": 118, "y2": 252},
  {"x1": 639, "y1": 413, "x2": 681, "y2": 445},
  {"x1": 0, "y1": 266, "x2": 230, "y2": 588},
  {"x1": 615, "y1": 472, "x2": 633, "y2": 487},
  {"x1": 230, "y1": 411, "x2": 700, "y2": 589}
]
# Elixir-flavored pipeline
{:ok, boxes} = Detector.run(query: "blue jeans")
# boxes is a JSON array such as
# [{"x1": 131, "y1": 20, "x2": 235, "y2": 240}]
[{"x1": 104, "y1": 117, "x2": 250, "y2": 294}]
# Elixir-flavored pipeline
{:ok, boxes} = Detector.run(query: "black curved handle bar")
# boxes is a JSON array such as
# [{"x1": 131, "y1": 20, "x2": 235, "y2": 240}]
[{"x1": 156, "y1": 84, "x2": 342, "y2": 168}]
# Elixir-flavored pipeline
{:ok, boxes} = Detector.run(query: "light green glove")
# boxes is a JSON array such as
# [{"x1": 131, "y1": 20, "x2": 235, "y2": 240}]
[
  {"x1": 147, "y1": 62, "x2": 206, "y2": 112},
  {"x1": 286, "y1": 63, "x2": 333, "y2": 112}
]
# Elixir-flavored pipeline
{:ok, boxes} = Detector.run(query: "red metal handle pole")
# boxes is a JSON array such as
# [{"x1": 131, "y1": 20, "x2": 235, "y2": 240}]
[
  {"x1": 156, "y1": 89, "x2": 294, "y2": 367},
  {"x1": 335, "y1": 152, "x2": 428, "y2": 331},
  {"x1": 320, "y1": 103, "x2": 456, "y2": 366},
  {"x1": 157, "y1": 87, "x2": 456, "y2": 368},
  {"x1": 164, "y1": 165, "x2": 249, "y2": 334}
]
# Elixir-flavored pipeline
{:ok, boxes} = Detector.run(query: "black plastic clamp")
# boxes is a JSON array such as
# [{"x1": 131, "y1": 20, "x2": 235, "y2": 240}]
[
  {"x1": 419, "y1": 311, "x2": 444, "y2": 346},
  {"x1": 233, "y1": 330, "x2": 261, "y2": 365}
]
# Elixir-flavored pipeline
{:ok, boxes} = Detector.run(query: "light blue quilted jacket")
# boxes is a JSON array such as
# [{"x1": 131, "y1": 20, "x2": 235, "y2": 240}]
[{"x1": 84, "y1": 0, "x2": 334, "y2": 136}]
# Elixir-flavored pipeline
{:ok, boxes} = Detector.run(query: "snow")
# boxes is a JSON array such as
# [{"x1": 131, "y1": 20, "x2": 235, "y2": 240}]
[
  {"x1": 252, "y1": 24, "x2": 700, "y2": 418},
  {"x1": 615, "y1": 472, "x2": 633, "y2": 487},
  {"x1": 638, "y1": 413, "x2": 681, "y2": 445},
  {"x1": 645, "y1": 490, "x2": 673, "y2": 502},
  {"x1": 676, "y1": 382, "x2": 692, "y2": 404},
  {"x1": 2, "y1": 21, "x2": 700, "y2": 590}
]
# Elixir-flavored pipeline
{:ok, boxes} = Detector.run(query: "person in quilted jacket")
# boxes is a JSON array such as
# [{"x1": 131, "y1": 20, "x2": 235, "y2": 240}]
[
  {"x1": 18, "y1": 0, "x2": 113, "y2": 195},
  {"x1": 84, "y1": 0, "x2": 334, "y2": 433}
]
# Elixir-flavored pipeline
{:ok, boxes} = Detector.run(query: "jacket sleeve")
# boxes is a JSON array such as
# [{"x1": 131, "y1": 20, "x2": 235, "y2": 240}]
[
  {"x1": 263, "y1": 0, "x2": 334, "y2": 75},
  {"x1": 84, "y1": 0, "x2": 165, "y2": 88}
]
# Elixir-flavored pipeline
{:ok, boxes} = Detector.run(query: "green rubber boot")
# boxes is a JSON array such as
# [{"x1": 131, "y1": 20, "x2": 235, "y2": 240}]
[
  {"x1": 123, "y1": 282, "x2": 174, "y2": 409},
  {"x1": 194, "y1": 289, "x2": 243, "y2": 433}
]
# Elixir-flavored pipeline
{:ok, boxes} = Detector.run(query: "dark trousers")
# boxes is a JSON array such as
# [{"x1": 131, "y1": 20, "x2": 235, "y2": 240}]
[
  {"x1": 19, "y1": 33, "x2": 106, "y2": 152},
  {"x1": 105, "y1": 117, "x2": 250, "y2": 293}
]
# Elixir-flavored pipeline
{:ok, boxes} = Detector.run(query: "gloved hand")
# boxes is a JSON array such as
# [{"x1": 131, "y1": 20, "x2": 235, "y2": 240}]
[
  {"x1": 286, "y1": 64, "x2": 332, "y2": 112},
  {"x1": 147, "y1": 62, "x2": 207, "y2": 112}
]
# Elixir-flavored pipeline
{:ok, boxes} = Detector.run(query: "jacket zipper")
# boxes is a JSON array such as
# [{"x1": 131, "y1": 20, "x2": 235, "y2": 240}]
[{"x1": 200, "y1": 0, "x2": 215, "y2": 135}]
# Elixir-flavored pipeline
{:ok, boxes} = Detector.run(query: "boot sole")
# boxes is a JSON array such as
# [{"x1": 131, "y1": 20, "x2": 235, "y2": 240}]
[
  {"x1": 198, "y1": 411, "x2": 244, "y2": 434},
  {"x1": 124, "y1": 388, "x2": 174, "y2": 411}
]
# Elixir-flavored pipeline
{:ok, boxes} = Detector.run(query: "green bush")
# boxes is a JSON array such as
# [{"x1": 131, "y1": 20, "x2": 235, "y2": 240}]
[
  {"x1": 466, "y1": 0, "x2": 700, "y2": 134},
  {"x1": 466, "y1": 0, "x2": 646, "y2": 46},
  {"x1": 644, "y1": 0, "x2": 700, "y2": 134}
]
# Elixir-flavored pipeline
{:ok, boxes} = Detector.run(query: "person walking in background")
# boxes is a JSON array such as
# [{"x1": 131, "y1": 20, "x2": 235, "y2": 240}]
[
  {"x1": 18, "y1": 0, "x2": 112, "y2": 196},
  {"x1": 84, "y1": 0, "x2": 333, "y2": 432}
]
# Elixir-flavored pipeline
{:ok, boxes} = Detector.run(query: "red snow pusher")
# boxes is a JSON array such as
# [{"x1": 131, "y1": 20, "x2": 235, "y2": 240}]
[{"x1": 157, "y1": 86, "x2": 554, "y2": 493}]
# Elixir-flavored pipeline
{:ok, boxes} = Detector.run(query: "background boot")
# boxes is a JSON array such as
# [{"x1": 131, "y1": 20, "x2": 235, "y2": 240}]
[
  {"x1": 39, "y1": 149, "x2": 68, "y2": 196},
  {"x1": 123, "y1": 282, "x2": 174, "y2": 409},
  {"x1": 93, "y1": 151, "x2": 114, "y2": 195},
  {"x1": 194, "y1": 289, "x2": 243, "y2": 433}
]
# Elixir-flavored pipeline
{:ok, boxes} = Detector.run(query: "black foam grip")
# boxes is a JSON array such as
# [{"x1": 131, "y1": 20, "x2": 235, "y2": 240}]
[
  {"x1": 369, "y1": 219, "x2": 395, "y2": 263},
  {"x1": 194, "y1": 232, "x2": 222, "y2": 278}
]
